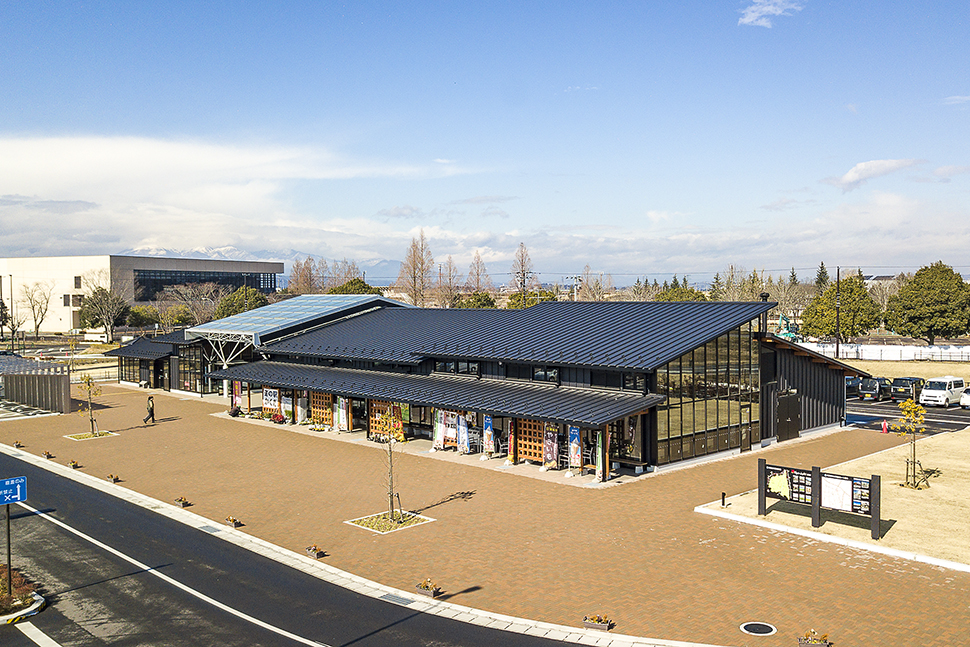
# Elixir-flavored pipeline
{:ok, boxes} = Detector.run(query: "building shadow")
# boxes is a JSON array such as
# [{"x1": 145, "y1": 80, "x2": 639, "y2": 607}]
[{"x1": 766, "y1": 499, "x2": 897, "y2": 538}]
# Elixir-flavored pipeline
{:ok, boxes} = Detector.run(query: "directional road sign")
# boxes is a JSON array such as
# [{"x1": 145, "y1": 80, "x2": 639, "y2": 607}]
[{"x1": 1, "y1": 476, "x2": 27, "y2": 504}]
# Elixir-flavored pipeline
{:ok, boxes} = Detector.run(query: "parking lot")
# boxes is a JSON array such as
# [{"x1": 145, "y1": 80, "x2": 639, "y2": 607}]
[{"x1": 845, "y1": 396, "x2": 970, "y2": 433}]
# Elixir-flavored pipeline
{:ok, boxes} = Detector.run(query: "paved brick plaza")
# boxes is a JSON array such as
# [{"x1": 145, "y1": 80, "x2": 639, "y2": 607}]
[{"x1": 3, "y1": 384, "x2": 969, "y2": 646}]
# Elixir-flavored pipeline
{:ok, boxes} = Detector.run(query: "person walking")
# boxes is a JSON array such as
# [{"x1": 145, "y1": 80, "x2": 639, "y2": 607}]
[{"x1": 143, "y1": 395, "x2": 155, "y2": 424}]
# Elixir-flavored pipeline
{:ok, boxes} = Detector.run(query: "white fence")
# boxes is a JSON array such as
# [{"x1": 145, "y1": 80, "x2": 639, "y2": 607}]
[{"x1": 802, "y1": 343, "x2": 970, "y2": 363}]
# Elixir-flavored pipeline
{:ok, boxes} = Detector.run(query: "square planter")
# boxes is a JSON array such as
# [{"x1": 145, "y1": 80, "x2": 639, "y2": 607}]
[
  {"x1": 175, "y1": 500, "x2": 190, "y2": 508},
  {"x1": 797, "y1": 641, "x2": 831, "y2": 647},
  {"x1": 305, "y1": 548, "x2": 325, "y2": 559},
  {"x1": 583, "y1": 620, "x2": 610, "y2": 631},
  {"x1": 414, "y1": 586, "x2": 440, "y2": 598},
  {"x1": 226, "y1": 519, "x2": 241, "y2": 528}
]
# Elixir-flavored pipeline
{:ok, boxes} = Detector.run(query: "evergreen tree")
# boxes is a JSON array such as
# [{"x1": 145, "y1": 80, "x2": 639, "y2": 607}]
[
  {"x1": 708, "y1": 273, "x2": 724, "y2": 301},
  {"x1": 814, "y1": 262, "x2": 830, "y2": 296},
  {"x1": 801, "y1": 274, "x2": 880, "y2": 341},
  {"x1": 885, "y1": 261, "x2": 970, "y2": 345},
  {"x1": 327, "y1": 277, "x2": 383, "y2": 295},
  {"x1": 214, "y1": 286, "x2": 269, "y2": 319},
  {"x1": 456, "y1": 291, "x2": 497, "y2": 308}
]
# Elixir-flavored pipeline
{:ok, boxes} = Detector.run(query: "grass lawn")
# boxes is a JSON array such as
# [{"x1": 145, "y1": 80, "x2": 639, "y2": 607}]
[{"x1": 841, "y1": 359, "x2": 970, "y2": 380}]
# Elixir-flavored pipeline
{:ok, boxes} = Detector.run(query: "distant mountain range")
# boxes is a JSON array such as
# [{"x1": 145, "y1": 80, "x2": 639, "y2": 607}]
[{"x1": 118, "y1": 245, "x2": 402, "y2": 286}]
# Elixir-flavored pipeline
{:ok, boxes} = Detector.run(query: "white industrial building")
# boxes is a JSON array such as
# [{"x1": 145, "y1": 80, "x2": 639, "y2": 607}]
[{"x1": 0, "y1": 255, "x2": 284, "y2": 334}]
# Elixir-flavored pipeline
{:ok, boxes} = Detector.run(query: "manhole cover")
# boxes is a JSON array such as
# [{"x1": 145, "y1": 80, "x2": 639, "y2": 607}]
[{"x1": 740, "y1": 622, "x2": 777, "y2": 636}]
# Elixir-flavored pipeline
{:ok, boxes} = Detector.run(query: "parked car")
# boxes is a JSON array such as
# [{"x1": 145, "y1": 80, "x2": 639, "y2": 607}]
[
  {"x1": 919, "y1": 376, "x2": 966, "y2": 408},
  {"x1": 859, "y1": 377, "x2": 892, "y2": 402},
  {"x1": 890, "y1": 377, "x2": 925, "y2": 402},
  {"x1": 845, "y1": 376, "x2": 862, "y2": 398},
  {"x1": 960, "y1": 388, "x2": 970, "y2": 410}
]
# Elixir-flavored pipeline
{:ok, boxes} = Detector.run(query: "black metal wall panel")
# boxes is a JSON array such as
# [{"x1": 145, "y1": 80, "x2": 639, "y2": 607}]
[{"x1": 772, "y1": 348, "x2": 844, "y2": 432}]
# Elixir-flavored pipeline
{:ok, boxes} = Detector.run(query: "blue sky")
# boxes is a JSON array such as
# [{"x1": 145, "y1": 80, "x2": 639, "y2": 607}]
[{"x1": 1, "y1": 1, "x2": 968, "y2": 285}]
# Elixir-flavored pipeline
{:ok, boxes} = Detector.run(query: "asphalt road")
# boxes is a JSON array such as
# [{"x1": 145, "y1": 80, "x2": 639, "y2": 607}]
[
  {"x1": 845, "y1": 397, "x2": 970, "y2": 432},
  {"x1": 0, "y1": 454, "x2": 564, "y2": 647}
]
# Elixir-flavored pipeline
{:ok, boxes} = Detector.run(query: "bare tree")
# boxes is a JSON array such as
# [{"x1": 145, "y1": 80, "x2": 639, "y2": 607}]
[
  {"x1": 508, "y1": 242, "x2": 540, "y2": 294},
  {"x1": 396, "y1": 231, "x2": 435, "y2": 306},
  {"x1": 288, "y1": 257, "x2": 320, "y2": 294},
  {"x1": 436, "y1": 256, "x2": 463, "y2": 308},
  {"x1": 20, "y1": 280, "x2": 55, "y2": 338},
  {"x1": 869, "y1": 272, "x2": 910, "y2": 313},
  {"x1": 465, "y1": 250, "x2": 493, "y2": 294},
  {"x1": 163, "y1": 282, "x2": 230, "y2": 325},
  {"x1": 82, "y1": 269, "x2": 129, "y2": 341},
  {"x1": 331, "y1": 258, "x2": 361, "y2": 288},
  {"x1": 626, "y1": 277, "x2": 661, "y2": 301},
  {"x1": 576, "y1": 264, "x2": 614, "y2": 301}
]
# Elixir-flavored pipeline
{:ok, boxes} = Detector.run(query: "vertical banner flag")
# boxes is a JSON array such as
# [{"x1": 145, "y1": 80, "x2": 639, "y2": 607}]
[
  {"x1": 433, "y1": 409, "x2": 445, "y2": 449},
  {"x1": 391, "y1": 403, "x2": 405, "y2": 442},
  {"x1": 568, "y1": 426, "x2": 582, "y2": 468},
  {"x1": 336, "y1": 396, "x2": 349, "y2": 431},
  {"x1": 543, "y1": 422, "x2": 559, "y2": 468},
  {"x1": 483, "y1": 415, "x2": 494, "y2": 454},
  {"x1": 444, "y1": 411, "x2": 458, "y2": 446},
  {"x1": 233, "y1": 381, "x2": 242, "y2": 407},
  {"x1": 595, "y1": 431, "x2": 603, "y2": 480},
  {"x1": 458, "y1": 415, "x2": 469, "y2": 453}
]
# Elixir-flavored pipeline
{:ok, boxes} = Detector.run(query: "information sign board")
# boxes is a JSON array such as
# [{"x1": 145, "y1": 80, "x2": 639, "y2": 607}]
[
  {"x1": 1, "y1": 476, "x2": 27, "y2": 504},
  {"x1": 764, "y1": 464, "x2": 812, "y2": 504}
]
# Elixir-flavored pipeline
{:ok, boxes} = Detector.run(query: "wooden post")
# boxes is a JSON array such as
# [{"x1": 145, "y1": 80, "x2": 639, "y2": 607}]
[
  {"x1": 510, "y1": 419, "x2": 518, "y2": 464},
  {"x1": 811, "y1": 466, "x2": 821, "y2": 528},
  {"x1": 870, "y1": 474, "x2": 881, "y2": 540},
  {"x1": 757, "y1": 458, "x2": 767, "y2": 515}
]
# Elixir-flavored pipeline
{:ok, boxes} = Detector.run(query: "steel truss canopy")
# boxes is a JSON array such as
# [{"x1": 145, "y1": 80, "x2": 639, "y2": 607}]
[
  {"x1": 186, "y1": 294, "x2": 409, "y2": 348},
  {"x1": 209, "y1": 361, "x2": 664, "y2": 428}
]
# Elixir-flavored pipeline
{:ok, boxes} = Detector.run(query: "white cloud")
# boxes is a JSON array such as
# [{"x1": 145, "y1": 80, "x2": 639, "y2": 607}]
[
  {"x1": 933, "y1": 165, "x2": 970, "y2": 182},
  {"x1": 450, "y1": 195, "x2": 520, "y2": 205},
  {"x1": 943, "y1": 96, "x2": 970, "y2": 105},
  {"x1": 821, "y1": 158, "x2": 922, "y2": 192},
  {"x1": 738, "y1": 0, "x2": 803, "y2": 28},
  {"x1": 376, "y1": 205, "x2": 425, "y2": 219},
  {"x1": 760, "y1": 197, "x2": 817, "y2": 211},
  {"x1": 434, "y1": 158, "x2": 456, "y2": 164}
]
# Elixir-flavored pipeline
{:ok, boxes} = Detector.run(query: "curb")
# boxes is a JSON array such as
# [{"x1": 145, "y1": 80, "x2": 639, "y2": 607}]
[
  {"x1": 2, "y1": 443, "x2": 729, "y2": 647},
  {"x1": 694, "y1": 503, "x2": 970, "y2": 574},
  {"x1": 0, "y1": 593, "x2": 46, "y2": 625}
]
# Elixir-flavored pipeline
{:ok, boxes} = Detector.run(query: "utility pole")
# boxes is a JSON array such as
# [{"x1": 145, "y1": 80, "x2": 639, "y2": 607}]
[{"x1": 835, "y1": 266, "x2": 841, "y2": 359}]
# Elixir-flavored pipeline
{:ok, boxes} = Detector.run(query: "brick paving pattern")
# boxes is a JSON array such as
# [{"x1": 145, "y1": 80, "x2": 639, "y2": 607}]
[{"x1": 3, "y1": 384, "x2": 968, "y2": 647}]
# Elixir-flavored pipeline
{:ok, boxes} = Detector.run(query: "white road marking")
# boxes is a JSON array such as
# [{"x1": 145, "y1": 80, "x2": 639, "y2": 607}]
[
  {"x1": 16, "y1": 502, "x2": 331, "y2": 647},
  {"x1": 16, "y1": 621, "x2": 61, "y2": 646}
]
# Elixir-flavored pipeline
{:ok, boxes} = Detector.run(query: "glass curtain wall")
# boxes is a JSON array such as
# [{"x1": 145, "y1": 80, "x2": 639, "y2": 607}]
[
  {"x1": 656, "y1": 322, "x2": 759, "y2": 464},
  {"x1": 176, "y1": 345, "x2": 218, "y2": 394}
]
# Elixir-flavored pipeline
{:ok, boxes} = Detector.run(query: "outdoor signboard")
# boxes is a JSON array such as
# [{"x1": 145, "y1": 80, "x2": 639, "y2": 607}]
[
  {"x1": 262, "y1": 387, "x2": 279, "y2": 412},
  {"x1": 1, "y1": 476, "x2": 27, "y2": 504},
  {"x1": 765, "y1": 464, "x2": 813, "y2": 504},
  {"x1": 542, "y1": 422, "x2": 559, "y2": 468},
  {"x1": 821, "y1": 473, "x2": 871, "y2": 515},
  {"x1": 483, "y1": 415, "x2": 494, "y2": 453},
  {"x1": 568, "y1": 426, "x2": 582, "y2": 468},
  {"x1": 457, "y1": 415, "x2": 469, "y2": 453}
]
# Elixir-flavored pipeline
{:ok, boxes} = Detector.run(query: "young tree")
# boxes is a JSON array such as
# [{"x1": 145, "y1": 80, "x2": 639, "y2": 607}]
[
  {"x1": 800, "y1": 274, "x2": 880, "y2": 341},
  {"x1": 214, "y1": 286, "x2": 269, "y2": 319},
  {"x1": 465, "y1": 250, "x2": 493, "y2": 294},
  {"x1": 456, "y1": 291, "x2": 497, "y2": 308},
  {"x1": 81, "y1": 269, "x2": 129, "y2": 341},
  {"x1": 331, "y1": 258, "x2": 361, "y2": 288},
  {"x1": 884, "y1": 262, "x2": 969, "y2": 345},
  {"x1": 396, "y1": 230, "x2": 435, "y2": 306},
  {"x1": 77, "y1": 374, "x2": 104, "y2": 436},
  {"x1": 328, "y1": 277, "x2": 383, "y2": 295},
  {"x1": 19, "y1": 280, "x2": 55, "y2": 339},
  {"x1": 814, "y1": 262, "x2": 830, "y2": 296},
  {"x1": 0, "y1": 298, "x2": 8, "y2": 340},
  {"x1": 891, "y1": 399, "x2": 927, "y2": 489},
  {"x1": 435, "y1": 256, "x2": 463, "y2": 308}
]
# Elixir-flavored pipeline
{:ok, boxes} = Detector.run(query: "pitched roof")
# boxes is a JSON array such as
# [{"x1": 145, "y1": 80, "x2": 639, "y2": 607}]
[
  {"x1": 186, "y1": 294, "x2": 409, "y2": 347},
  {"x1": 265, "y1": 300, "x2": 774, "y2": 371},
  {"x1": 208, "y1": 361, "x2": 662, "y2": 427},
  {"x1": 104, "y1": 336, "x2": 175, "y2": 360}
]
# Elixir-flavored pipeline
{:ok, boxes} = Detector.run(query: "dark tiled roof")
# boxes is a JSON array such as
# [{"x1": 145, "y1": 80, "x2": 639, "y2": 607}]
[
  {"x1": 150, "y1": 330, "x2": 194, "y2": 346},
  {"x1": 104, "y1": 336, "x2": 175, "y2": 360},
  {"x1": 263, "y1": 308, "x2": 517, "y2": 365},
  {"x1": 266, "y1": 300, "x2": 774, "y2": 371},
  {"x1": 416, "y1": 301, "x2": 775, "y2": 370},
  {"x1": 208, "y1": 361, "x2": 662, "y2": 427}
]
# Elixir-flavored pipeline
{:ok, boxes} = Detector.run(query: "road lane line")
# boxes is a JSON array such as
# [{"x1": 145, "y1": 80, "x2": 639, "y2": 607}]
[
  {"x1": 16, "y1": 502, "x2": 331, "y2": 647},
  {"x1": 16, "y1": 621, "x2": 61, "y2": 646}
]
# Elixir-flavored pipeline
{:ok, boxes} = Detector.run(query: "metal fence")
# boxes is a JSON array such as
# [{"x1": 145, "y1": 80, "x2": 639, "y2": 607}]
[{"x1": 802, "y1": 343, "x2": 970, "y2": 363}]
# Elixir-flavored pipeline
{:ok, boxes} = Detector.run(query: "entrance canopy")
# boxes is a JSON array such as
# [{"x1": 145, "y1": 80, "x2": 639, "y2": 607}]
[
  {"x1": 104, "y1": 336, "x2": 175, "y2": 360},
  {"x1": 209, "y1": 361, "x2": 663, "y2": 428}
]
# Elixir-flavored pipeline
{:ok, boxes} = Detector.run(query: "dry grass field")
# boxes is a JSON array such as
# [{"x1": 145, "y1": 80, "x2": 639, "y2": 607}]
[
  {"x1": 841, "y1": 358, "x2": 970, "y2": 380},
  {"x1": 706, "y1": 426, "x2": 970, "y2": 565}
]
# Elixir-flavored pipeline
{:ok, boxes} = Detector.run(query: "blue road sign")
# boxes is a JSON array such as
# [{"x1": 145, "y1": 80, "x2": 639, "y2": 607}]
[{"x1": 1, "y1": 476, "x2": 27, "y2": 504}]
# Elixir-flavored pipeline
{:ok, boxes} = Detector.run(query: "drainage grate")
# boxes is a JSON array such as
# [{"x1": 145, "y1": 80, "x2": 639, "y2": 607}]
[
  {"x1": 379, "y1": 593, "x2": 415, "y2": 606},
  {"x1": 739, "y1": 622, "x2": 777, "y2": 636},
  {"x1": 199, "y1": 525, "x2": 221, "y2": 533}
]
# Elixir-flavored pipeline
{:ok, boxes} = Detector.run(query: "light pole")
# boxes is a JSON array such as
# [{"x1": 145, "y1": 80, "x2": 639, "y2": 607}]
[{"x1": 835, "y1": 266, "x2": 841, "y2": 359}]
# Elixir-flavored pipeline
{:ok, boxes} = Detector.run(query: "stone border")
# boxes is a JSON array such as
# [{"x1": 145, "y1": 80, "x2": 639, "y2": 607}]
[
  {"x1": 0, "y1": 593, "x2": 46, "y2": 625},
  {"x1": 2, "y1": 442, "x2": 728, "y2": 647},
  {"x1": 345, "y1": 511, "x2": 436, "y2": 535},
  {"x1": 694, "y1": 503, "x2": 970, "y2": 574},
  {"x1": 64, "y1": 431, "x2": 119, "y2": 441}
]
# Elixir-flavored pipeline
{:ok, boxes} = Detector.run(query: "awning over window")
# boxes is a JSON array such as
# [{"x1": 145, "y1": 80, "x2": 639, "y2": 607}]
[{"x1": 208, "y1": 361, "x2": 664, "y2": 428}]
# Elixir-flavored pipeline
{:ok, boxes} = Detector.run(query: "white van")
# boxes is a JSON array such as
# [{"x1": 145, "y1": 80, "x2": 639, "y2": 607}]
[{"x1": 919, "y1": 376, "x2": 966, "y2": 408}]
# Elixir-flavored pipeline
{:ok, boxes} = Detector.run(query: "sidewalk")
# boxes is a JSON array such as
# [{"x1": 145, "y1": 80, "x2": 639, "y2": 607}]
[{"x1": 2, "y1": 383, "x2": 968, "y2": 647}]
